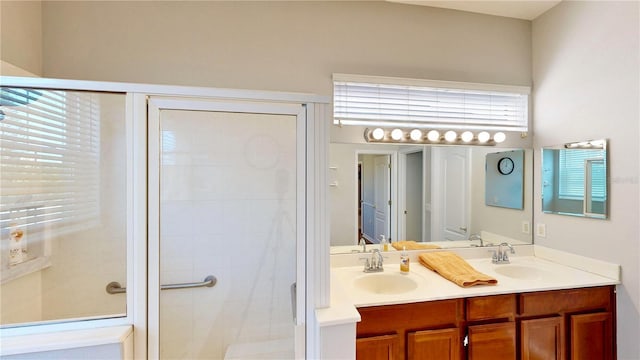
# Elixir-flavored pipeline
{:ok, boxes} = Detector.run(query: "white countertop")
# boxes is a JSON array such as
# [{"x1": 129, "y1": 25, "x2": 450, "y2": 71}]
[{"x1": 317, "y1": 245, "x2": 620, "y2": 327}]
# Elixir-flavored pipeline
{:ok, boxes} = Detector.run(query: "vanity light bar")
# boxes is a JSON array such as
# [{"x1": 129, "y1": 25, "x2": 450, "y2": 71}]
[
  {"x1": 564, "y1": 139, "x2": 606, "y2": 149},
  {"x1": 364, "y1": 128, "x2": 506, "y2": 146}
]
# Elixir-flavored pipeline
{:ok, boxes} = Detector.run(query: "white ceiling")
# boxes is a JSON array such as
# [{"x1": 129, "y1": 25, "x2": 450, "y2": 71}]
[{"x1": 387, "y1": 0, "x2": 562, "y2": 20}]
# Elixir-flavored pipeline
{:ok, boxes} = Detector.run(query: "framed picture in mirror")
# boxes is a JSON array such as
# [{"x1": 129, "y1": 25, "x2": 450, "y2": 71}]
[{"x1": 485, "y1": 150, "x2": 525, "y2": 210}]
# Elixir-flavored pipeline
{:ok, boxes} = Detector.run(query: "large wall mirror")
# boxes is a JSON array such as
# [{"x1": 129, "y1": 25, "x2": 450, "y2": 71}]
[
  {"x1": 330, "y1": 129, "x2": 534, "y2": 254},
  {"x1": 541, "y1": 139, "x2": 608, "y2": 219}
]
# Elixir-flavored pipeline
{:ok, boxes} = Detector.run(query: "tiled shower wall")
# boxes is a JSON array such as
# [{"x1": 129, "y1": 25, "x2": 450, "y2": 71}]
[{"x1": 159, "y1": 110, "x2": 297, "y2": 359}]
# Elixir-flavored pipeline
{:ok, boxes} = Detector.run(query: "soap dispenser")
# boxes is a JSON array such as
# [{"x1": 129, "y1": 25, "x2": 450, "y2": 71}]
[
  {"x1": 380, "y1": 235, "x2": 389, "y2": 252},
  {"x1": 400, "y1": 246, "x2": 410, "y2": 273}
]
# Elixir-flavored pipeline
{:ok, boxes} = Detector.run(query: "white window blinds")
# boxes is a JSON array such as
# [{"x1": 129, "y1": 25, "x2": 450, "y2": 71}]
[
  {"x1": 558, "y1": 149, "x2": 606, "y2": 200},
  {"x1": 0, "y1": 88, "x2": 100, "y2": 239},
  {"x1": 333, "y1": 74, "x2": 529, "y2": 131}
]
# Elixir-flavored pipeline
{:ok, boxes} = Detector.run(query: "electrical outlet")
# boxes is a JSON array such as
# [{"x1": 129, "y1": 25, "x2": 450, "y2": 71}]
[
  {"x1": 521, "y1": 221, "x2": 530, "y2": 234},
  {"x1": 536, "y1": 223, "x2": 546, "y2": 238}
]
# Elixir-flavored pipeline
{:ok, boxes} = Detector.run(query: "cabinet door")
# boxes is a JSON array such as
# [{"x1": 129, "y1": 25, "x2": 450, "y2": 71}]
[
  {"x1": 521, "y1": 316, "x2": 563, "y2": 360},
  {"x1": 570, "y1": 312, "x2": 612, "y2": 360},
  {"x1": 407, "y1": 328, "x2": 460, "y2": 360},
  {"x1": 468, "y1": 322, "x2": 516, "y2": 360},
  {"x1": 357, "y1": 333, "x2": 402, "y2": 360}
]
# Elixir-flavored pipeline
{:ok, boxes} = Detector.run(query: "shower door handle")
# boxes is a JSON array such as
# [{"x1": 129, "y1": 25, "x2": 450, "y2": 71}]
[
  {"x1": 161, "y1": 275, "x2": 217, "y2": 290},
  {"x1": 290, "y1": 282, "x2": 297, "y2": 324},
  {"x1": 106, "y1": 275, "x2": 217, "y2": 294},
  {"x1": 106, "y1": 281, "x2": 127, "y2": 294}
]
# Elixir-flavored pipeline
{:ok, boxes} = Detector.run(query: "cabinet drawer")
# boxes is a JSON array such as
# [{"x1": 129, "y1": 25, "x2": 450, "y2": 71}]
[
  {"x1": 466, "y1": 294, "x2": 516, "y2": 321},
  {"x1": 518, "y1": 286, "x2": 612, "y2": 316},
  {"x1": 357, "y1": 299, "x2": 463, "y2": 335}
]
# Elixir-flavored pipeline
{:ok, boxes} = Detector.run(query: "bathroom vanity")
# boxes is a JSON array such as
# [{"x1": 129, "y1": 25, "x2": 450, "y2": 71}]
[
  {"x1": 356, "y1": 286, "x2": 614, "y2": 360},
  {"x1": 319, "y1": 245, "x2": 620, "y2": 360}
]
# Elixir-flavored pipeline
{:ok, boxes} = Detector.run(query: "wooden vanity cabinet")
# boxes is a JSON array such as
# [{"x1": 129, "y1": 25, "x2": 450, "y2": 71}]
[
  {"x1": 355, "y1": 286, "x2": 615, "y2": 360},
  {"x1": 356, "y1": 299, "x2": 465, "y2": 360},
  {"x1": 518, "y1": 286, "x2": 615, "y2": 360}
]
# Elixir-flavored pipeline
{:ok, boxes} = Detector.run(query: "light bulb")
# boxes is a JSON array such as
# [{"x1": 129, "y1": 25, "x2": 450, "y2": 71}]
[
  {"x1": 444, "y1": 130, "x2": 457, "y2": 142},
  {"x1": 493, "y1": 132, "x2": 506, "y2": 143},
  {"x1": 461, "y1": 131, "x2": 474, "y2": 142},
  {"x1": 391, "y1": 128, "x2": 404, "y2": 141},
  {"x1": 426, "y1": 130, "x2": 440, "y2": 142},
  {"x1": 477, "y1": 131, "x2": 490, "y2": 143},
  {"x1": 409, "y1": 129, "x2": 422, "y2": 141},
  {"x1": 371, "y1": 128, "x2": 385, "y2": 140}
]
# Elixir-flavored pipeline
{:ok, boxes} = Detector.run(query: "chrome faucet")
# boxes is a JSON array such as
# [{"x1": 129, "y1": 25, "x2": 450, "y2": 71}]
[
  {"x1": 490, "y1": 242, "x2": 515, "y2": 264},
  {"x1": 361, "y1": 249, "x2": 384, "y2": 273},
  {"x1": 359, "y1": 238, "x2": 367, "y2": 253},
  {"x1": 469, "y1": 233, "x2": 484, "y2": 247}
]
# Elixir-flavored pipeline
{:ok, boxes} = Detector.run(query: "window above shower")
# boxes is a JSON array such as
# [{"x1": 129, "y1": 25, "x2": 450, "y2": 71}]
[{"x1": 0, "y1": 87, "x2": 128, "y2": 328}]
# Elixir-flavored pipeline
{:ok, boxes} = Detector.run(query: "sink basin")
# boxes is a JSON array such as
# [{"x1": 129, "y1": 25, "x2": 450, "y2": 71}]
[
  {"x1": 353, "y1": 273, "x2": 419, "y2": 294},
  {"x1": 494, "y1": 265, "x2": 552, "y2": 280}
]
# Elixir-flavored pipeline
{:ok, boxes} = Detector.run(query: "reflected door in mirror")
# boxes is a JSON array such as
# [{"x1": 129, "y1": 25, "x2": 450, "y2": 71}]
[
  {"x1": 433, "y1": 147, "x2": 470, "y2": 241},
  {"x1": 359, "y1": 154, "x2": 391, "y2": 243}
]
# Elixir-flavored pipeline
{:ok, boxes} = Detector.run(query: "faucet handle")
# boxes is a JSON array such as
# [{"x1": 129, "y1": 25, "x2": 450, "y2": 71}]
[
  {"x1": 361, "y1": 257, "x2": 370, "y2": 270},
  {"x1": 358, "y1": 238, "x2": 368, "y2": 253},
  {"x1": 502, "y1": 252, "x2": 510, "y2": 262},
  {"x1": 488, "y1": 249, "x2": 498, "y2": 263}
]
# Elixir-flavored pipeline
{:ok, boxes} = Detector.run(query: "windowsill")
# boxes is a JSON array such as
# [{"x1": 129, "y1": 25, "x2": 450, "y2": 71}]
[
  {"x1": 0, "y1": 325, "x2": 132, "y2": 356},
  {"x1": 0, "y1": 256, "x2": 51, "y2": 285}
]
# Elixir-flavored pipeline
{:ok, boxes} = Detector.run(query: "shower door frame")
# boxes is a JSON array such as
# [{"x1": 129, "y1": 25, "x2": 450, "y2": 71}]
[{"x1": 147, "y1": 96, "x2": 309, "y2": 359}]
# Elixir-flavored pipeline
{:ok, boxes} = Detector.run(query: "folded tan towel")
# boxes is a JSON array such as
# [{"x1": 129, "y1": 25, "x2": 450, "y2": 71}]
[
  {"x1": 392, "y1": 240, "x2": 441, "y2": 251},
  {"x1": 418, "y1": 252, "x2": 497, "y2": 288}
]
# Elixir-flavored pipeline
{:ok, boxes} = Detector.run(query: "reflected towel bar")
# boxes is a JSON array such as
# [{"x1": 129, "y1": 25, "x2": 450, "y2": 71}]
[{"x1": 106, "y1": 275, "x2": 217, "y2": 294}]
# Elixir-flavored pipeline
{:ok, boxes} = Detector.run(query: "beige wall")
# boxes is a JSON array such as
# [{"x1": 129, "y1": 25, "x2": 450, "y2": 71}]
[
  {"x1": 0, "y1": 1, "x2": 42, "y2": 76},
  {"x1": 40, "y1": 1, "x2": 531, "y2": 95},
  {"x1": 532, "y1": 2, "x2": 640, "y2": 358}
]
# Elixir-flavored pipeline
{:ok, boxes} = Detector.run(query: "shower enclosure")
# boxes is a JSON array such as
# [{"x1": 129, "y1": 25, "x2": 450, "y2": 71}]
[{"x1": 1, "y1": 77, "x2": 327, "y2": 359}]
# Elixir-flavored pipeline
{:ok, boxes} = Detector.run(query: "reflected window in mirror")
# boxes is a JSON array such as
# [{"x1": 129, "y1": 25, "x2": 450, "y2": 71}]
[{"x1": 542, "y1": 140, "x2": 608, "y2": 219}]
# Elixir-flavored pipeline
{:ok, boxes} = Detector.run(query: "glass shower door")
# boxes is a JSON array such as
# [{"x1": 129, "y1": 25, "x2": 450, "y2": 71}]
[{"x1": 151, "y1": 100, "x2": 304, "y2": 359}]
